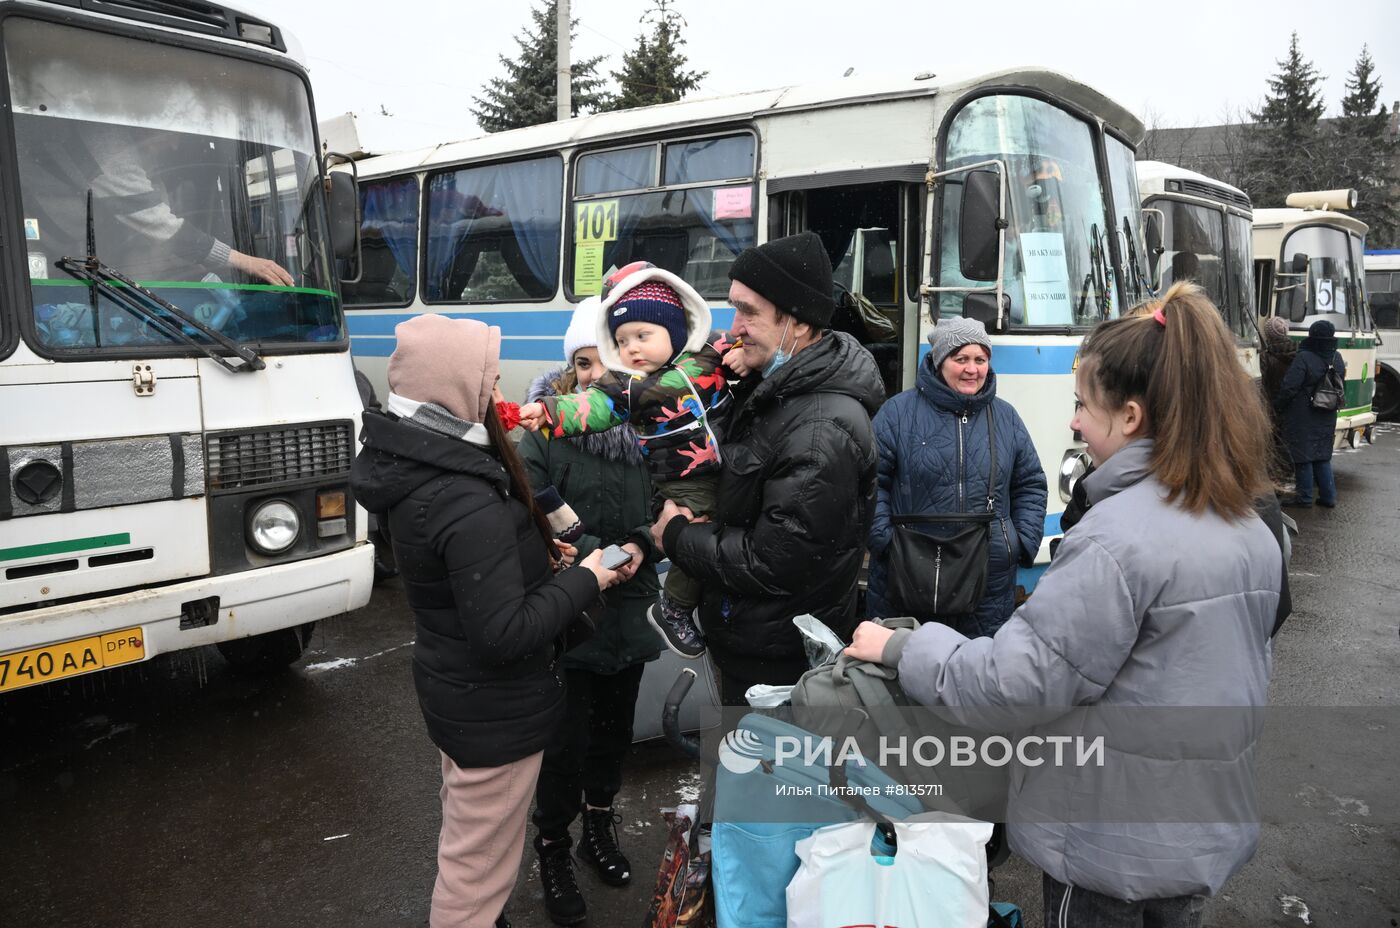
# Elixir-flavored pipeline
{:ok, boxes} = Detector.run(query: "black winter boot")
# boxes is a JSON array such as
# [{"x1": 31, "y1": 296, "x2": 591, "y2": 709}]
[
  {"x1": 535, "y1": 834, "x2": 586, "y2": 925},
  {"x1": 577, "y1": 806, "x2": 632, "y2": 886}
]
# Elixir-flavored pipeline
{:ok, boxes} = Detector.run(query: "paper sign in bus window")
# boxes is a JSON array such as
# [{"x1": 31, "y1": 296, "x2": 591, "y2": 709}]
[
  {"x1": 574, "y1": 242, "x2": 606, "y2": 295},
  {"x1": 714, "y1": 186, "x2": 753, "y2": 220},
  {"x1": 1020, "y1": 231, "x2": 1072, "y2": 325},
  {"x1": 1316, "y1": 278, "x2": 1335, "y2": 312}
]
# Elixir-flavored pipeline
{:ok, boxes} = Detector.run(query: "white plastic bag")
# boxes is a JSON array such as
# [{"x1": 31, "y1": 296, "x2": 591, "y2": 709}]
[{"x1": 785, "y1": 815, "x2": 993, "y2": 928}]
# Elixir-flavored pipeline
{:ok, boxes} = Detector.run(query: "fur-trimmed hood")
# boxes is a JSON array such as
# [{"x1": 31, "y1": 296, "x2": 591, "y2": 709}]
[
  {"x1": 526, "y1": 368, "x2": 645, "y2": 466},
  {"x1": 595, "y1": 265, "x2": 712, "y2": 373}
]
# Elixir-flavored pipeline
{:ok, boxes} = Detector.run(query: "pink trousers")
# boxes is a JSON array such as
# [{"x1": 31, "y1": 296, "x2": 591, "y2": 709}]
[{"x1": 429, "y1": 750, "x2": 544, "y2": 928}]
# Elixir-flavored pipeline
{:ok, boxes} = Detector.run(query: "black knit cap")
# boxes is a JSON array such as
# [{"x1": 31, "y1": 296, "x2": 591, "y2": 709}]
[{"x1": 727, "y1": 231, "x2": 834, "y2": 328}]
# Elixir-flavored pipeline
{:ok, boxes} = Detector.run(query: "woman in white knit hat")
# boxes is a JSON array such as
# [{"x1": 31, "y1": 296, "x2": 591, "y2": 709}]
[{"x1": 517, "y1": 298, "x2": 663, "y2": 925}]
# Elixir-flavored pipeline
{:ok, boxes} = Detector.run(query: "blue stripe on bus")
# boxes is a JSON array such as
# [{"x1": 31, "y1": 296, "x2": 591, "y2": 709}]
[
  {"x1": 347, "y1": 307, "x2": 737, "y2": 358},
  {"x1": 917, "y1": 342, "x2": 1078, "y2": 376},
  {"x1": 351, "y1": 335, "x2": 565, "y2": 360}
]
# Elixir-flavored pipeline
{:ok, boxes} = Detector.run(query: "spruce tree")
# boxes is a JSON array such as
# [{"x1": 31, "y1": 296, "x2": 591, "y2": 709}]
[
  {"x1": 1245, "y1": 32, "x2": 1327, "y2": 208},
  {"x1": 470, "y1": 0, "x2": 611, "y2": 133},
  {"x1": 1335, "y1": 46, "x2": 1399, "y2": 246},
  {"x1": 602, "y1": 0, "x2": 706, "y2": 112}
]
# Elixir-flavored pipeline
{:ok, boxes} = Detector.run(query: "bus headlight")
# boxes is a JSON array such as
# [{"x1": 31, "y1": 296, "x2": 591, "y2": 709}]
[
  {"x1": 1059, "y1": 451, "x2": 1091, "y2": 504},
  {"x1": 248, "y1": 500, "x2": 301, "y2": 554}
]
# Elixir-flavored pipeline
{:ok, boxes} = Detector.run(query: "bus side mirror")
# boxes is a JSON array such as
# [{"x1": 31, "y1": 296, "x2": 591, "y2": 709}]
[
  {"x1": 1289, "y1": 253, "x2": 1310, "y2": 277},
  {"x1": 328, "y1": 170, "x2": 361, "y2": 262},
  {"x1": 959, "y1": 169, "x2": 1003, "y2": 282},
  {"x1": 963, "y1": 291, "x2": 1010, "y2": 332}
]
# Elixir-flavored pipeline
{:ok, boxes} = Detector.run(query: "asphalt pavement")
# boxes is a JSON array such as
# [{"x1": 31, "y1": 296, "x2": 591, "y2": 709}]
[{"x1": 1, "y1": 426, "x2": 1397, "y2": 927}]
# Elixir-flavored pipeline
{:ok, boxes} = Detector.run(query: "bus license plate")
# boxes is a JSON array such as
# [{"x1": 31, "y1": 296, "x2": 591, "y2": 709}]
[{"x1": 0, "y1": 628, "x2": 145, "y2": 693}]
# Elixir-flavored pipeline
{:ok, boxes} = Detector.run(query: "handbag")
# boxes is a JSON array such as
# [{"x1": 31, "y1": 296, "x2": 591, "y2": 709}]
[
  {"x1": 886, "y1": 408, "x2": 997, "y2": 619},
  {"x1": 1309, "y1": 360, "x2": 1344, "y2": 412}
]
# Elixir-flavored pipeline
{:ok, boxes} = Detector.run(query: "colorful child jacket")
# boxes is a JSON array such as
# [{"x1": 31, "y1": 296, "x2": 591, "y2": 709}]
[{"x1": 537, "y1": 330, "x2": 737, "y2": 482}]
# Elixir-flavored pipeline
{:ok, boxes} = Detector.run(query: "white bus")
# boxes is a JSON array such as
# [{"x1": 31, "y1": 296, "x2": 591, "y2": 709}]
[
  {"x1": 1362, "y1": 249, "x2": 1399, "y2": 420},
  {"x1": 1252, "y1": 191, "x2": 1378, "y2": 447},
  {"x1": 334, "y1": 68, "x2": 1152, "y2": 591},
  {"x1": 1, "y1": 1, "x2": 373, "y2": 692},
  {"x1": 1136, "y1": 161, "x2": 1260, "y2": 374}
]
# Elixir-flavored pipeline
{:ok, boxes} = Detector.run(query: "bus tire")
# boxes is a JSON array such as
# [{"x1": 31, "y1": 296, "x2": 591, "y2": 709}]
[
  {"x1": 1373, "y1": 364, "x2": 1399, "y2": 421},
  {"x1": 217, "y1": 622, "x2": 315, "y2": 674}
]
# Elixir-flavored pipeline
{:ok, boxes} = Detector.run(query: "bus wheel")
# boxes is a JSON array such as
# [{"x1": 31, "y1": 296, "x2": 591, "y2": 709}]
[
  {"x1": 1373, "y1": 366, "x2": 1399, "y2": 421},
  {"x1": 217, "y1": 623, "x2": 315, "y2": 674}
]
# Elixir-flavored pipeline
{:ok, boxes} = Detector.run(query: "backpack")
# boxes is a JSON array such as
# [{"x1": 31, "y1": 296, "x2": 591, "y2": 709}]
[
  {"x1": 1310, "y1": 359, "x2": 1344, "y2": 412},
  {"x1": 789, "y1": 617, "x2": 1009, "y2": 829}
]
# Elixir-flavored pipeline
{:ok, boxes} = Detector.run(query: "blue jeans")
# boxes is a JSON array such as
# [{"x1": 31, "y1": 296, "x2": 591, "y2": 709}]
[
  {"x1": 1043, "y1": 874, "x2": 1205, "y2": 928},
  {"x1": 1293, "y1": 460, "x2": 1336, "y2": 506}
]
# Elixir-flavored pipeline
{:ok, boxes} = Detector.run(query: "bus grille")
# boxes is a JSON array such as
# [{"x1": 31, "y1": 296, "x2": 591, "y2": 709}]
[{"x1": 206, "y1": 421, "x2": 354, "y2": 492}]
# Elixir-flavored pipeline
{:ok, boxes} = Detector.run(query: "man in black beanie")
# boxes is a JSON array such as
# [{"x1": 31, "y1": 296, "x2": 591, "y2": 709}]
[{"x1": 650, "y1": 232, "x2": 886, "y2": 704}]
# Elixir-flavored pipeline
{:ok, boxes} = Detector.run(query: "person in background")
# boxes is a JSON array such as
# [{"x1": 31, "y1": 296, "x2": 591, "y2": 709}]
[
  {"x1": 350, "y1": 314, "x2": 622, "y2": 928},
  {"x1": 865, "y1": 316, "x2": 1046, "y2": 636},
  {"x1": 652, "y1": 232, "x2": 885, "y2": 705},
  {"x1": 847, "y1": 282, "x2": 1280, "y2": 927},
  {"x1": 1258, "y1": 315, "x2": 1298, "y2": 484},
  {"x1": 518, "y1": 298, "x2": 663, "y2": 926},
  {"x1": 1275, "y1": 319, "x2": 1345, "y2": 508}
]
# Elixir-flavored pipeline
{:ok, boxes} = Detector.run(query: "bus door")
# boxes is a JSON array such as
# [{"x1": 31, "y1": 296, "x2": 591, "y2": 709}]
[{"x1": 768, "y1": 175, "x2": 924, "y2": 397}]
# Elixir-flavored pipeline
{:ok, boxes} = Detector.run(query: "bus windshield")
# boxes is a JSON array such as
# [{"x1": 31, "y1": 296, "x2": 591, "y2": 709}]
[
  {"x1": 939, "y1": 94, "x2": 1121, "y2": 327},
  {"x1": 1278, "y1": 225, "x2": 1358, "y2": 326},
  {"x1": 7, "y1": 17, "x2": 342, "y2": 356}
]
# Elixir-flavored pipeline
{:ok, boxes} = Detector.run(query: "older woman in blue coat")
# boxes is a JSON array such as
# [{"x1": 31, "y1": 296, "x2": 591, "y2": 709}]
[
  {"x1": 866, "y1": 317, "x2": 1047, "y2": 637},
  {"x1": 1274, "y1": 319, "x2": 1346, "y2": 508}
]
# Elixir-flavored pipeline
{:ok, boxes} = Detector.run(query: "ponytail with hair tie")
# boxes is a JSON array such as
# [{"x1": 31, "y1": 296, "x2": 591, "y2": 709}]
[{"x1": 1078, "y1": 281, "x2": 1272, "y2": 519}]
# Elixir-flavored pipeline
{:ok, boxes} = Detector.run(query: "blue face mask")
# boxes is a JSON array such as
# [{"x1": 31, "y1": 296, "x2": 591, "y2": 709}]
[{"x1": 762, "y1": 318, "x2": 794, "y2": 378}]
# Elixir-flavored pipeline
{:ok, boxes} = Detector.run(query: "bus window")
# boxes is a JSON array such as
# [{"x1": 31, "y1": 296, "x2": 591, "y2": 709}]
[
  {"x1": 425, "y1": 155, "x2": 562, "y2": 302},
  {"x1": 569, "y1": 133, "x2": 755, "y2": 299},
  {"x1": 940, "y1": 95, "x2": 1117, "y2": 327},
  {"x1": 343, "y1": 176, "x2": 419, "y2": 306},
  {"x1": 1157, "y1": 200, "x2": 1227, "y2": 320},
  {"x1": 1367, "y1": 271, "x2": 1399, "y2": 328},
  {"x1": 1104, "y1": 136, "x2": 1151, "y2": 307},
  {"x1": 1279, "y1": 226, "x2": 1354, "y2": 324},
  {"x1": 1225, "y1": 213, "x2": 1255, "y2": 341}
]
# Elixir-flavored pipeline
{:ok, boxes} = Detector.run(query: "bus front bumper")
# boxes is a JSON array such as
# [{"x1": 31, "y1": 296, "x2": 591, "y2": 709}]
[{"x1": 1, "y1": 544, "x2": 374, "y2": 666}]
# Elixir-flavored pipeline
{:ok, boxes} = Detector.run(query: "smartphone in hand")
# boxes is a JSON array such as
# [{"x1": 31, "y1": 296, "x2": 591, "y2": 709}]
[{"x1": 600, "y1": 544, "x2": 634, "y2": 570}]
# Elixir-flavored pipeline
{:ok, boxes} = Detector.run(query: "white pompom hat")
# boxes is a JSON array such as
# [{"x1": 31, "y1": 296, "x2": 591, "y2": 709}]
[{"x1": 563, "y1": 296, "x2": 602, "y2": 363}]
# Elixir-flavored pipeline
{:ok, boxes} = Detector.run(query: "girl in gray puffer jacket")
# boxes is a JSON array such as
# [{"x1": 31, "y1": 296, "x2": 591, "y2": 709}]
[{"x1": 848, "y1": 282, "x2": 1281, "y2": 926}]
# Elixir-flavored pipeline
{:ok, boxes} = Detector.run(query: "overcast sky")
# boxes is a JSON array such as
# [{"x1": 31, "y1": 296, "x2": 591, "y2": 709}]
[{"x1": 235, "y1": 0, "x2": 1400, "y2": 153}]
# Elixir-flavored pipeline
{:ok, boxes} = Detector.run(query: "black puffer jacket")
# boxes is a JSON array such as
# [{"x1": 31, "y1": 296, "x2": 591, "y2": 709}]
[
  {"x1": 665, "y1": 331, "x2": 885, "y2": 682},
  {"x1": 351, "y1": 410, "x2": 599, "y2": 768}
]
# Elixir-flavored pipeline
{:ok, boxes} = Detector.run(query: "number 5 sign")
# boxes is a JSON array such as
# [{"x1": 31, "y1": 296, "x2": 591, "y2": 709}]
[{"x1": 575, "y1": 200, "x2": 619, "y2": 243}]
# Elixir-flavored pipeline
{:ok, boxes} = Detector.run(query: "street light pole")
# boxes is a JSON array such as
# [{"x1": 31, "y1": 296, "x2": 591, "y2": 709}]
[{"x1": 556, "y1": 0, "x2": 571, "y2": 122}]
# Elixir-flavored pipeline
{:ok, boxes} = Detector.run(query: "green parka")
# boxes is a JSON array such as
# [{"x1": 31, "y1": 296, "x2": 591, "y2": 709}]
[{"x1": 519, "y1": 368, "x2": 663, "y2": 674}]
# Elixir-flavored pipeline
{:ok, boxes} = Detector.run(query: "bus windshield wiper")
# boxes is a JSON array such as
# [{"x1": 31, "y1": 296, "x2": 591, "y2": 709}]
[{"x1": 54, "y1": 255, "x2": 266, "y2": 373}]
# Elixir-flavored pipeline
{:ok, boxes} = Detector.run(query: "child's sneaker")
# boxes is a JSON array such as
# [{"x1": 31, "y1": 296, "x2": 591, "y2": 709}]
[{"x1": 647, "y1": 596, "x2": 706, "y2": 659}]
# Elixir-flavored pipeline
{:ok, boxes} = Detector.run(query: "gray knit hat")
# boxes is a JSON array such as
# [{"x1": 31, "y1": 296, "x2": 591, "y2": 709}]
[{"x1": 927, "y1": 317, "x2": 992, "y2": 367}]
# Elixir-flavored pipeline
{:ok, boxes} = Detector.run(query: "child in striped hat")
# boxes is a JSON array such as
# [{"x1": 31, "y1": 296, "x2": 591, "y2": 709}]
[{"x1": 520, "y1": 262, "x2": 738, "y2": 659}]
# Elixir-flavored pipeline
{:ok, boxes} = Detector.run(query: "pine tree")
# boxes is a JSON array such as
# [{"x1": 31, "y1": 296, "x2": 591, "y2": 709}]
[
  {"x1": 601, "y1": 0, "x2": 706, "y2": 112},
  {"x1": 1333, "y1": 46, "x2": 1400, "y2": 247},
  {"x1": 1244, "y1": 32, "x2": 1328, "y2": 208},
  {"x1": 470, "y1": 0, "x2": 611, "y2": 133}
]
